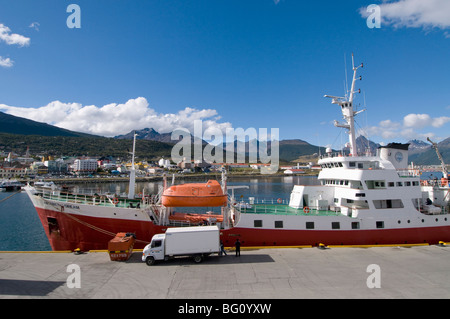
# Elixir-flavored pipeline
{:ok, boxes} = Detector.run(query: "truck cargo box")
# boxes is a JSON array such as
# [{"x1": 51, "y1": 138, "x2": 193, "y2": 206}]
[{"x1": 165, "y1": 226, "x2": 220, "y2": 256}]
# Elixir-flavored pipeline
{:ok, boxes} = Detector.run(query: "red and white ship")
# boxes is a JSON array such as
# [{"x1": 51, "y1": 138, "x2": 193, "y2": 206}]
[{"x1": 25, "y1": 56, "x2": 450, "y2": 251}]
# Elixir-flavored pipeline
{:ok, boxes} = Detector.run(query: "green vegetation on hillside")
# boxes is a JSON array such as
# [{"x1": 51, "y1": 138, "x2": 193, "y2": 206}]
[{"x1": 0, "y1": 133, "x2": 173, "y2": 159}]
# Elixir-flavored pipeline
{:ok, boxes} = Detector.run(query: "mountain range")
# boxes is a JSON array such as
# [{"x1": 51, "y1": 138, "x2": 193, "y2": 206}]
[
  {"x1": 0, "y1": 111, "x2": 93, "y2": 137},
  {"x1": 1, "y1": 111, "x2": 449, "y2": 165}
]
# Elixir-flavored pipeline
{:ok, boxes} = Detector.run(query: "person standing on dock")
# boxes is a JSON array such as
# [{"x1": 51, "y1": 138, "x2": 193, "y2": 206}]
[
  {"x1": 234, "y1": 239, "x2": 241, "y2": 257},
  {"x1": 220, "y1": 241, "x2": 227, "y2": 256}
]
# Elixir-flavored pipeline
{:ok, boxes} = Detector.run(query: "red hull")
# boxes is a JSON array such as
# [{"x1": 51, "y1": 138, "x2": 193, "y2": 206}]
[
  {"x1": 36, "y1": 207, "x2": 165, "y2": 251},
  {"x1": 221, "y1": 226, "x2": 450, "y2": 247}
]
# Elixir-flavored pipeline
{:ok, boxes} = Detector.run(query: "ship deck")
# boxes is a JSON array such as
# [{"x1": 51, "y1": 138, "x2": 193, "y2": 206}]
[
  {"x1": 38, "y1": 191, "x2": 143, "y2": 208},
  {"x1": 237, "y1": 204, "x2": 341, "y2": 217},
  {"x1": 38, "y1": 190, "x2": 342, "y2": 217}
]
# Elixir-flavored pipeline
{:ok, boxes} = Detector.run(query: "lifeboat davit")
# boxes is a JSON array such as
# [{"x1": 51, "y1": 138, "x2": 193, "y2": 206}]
[{"x1": 161, "y1": 180, "x2": 227, "y2": 207}]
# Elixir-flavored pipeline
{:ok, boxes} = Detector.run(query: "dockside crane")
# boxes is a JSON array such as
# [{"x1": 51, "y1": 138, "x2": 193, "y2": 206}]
[{"x1": 427, "y1": 137, "x2": 448, "y2": 180}]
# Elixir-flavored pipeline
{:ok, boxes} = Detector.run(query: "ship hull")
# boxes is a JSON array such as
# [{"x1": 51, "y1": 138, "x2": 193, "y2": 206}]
[
  {"x1": 35, "y1": 206, "x2": 163, "y2": 251},
  {"x1": 221, "y1": 225, "x2": 450, "y2": 247},
  {"x1": 26, "y1": 187, "x2": 450, "y2": 251},
  {"x1": 34, "y1": 203, "x2": 450, "y2": 251}
]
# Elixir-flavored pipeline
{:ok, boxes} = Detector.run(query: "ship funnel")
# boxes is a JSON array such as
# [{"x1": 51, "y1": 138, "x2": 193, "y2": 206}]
[{"x1": 378, "y1": 143, "x2": 409, "y2": 170}]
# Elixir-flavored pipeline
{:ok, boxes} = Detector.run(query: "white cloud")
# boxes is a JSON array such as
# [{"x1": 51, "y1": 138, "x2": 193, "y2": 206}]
[
  {"x1": 360, "y1": 0, "x2": 450, "y2": 36},
  {"x1": 403, "y1": 113, "x2": 450, "y2": 128},
  {"x1": 0, "y1": 23, "x2": 30, "y2": 47},
  {"x1": 362, "y1": 112, "x2": 450, "y2": 142},
  {"x1": 0, "y1": 97, "x2": 233, "y2": 137},
  {"x1": 29, "y1": 22, "x2": 40, "y2": 31},
  {"x1": 0, "y1": 56, "x2": 13, "y2": 68}
]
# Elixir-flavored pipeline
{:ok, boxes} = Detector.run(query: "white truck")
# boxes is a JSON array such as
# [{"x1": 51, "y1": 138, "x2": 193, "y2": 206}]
[{"x1": 142, "y1": 226, "x2": 221, "y2": 265}]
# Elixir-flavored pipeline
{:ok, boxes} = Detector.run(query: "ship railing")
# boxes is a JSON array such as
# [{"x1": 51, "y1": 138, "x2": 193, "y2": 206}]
[
  {"x1": 420, "y1": 179, "x2": 449, "y2": 188},
  {"x1": 319, "y1": 152, "x2": 346, "y2": 159},
  {"x1": 397, "y1": 169, "x2": 420, "y2": 178},
  {"x1": 229, "y1": 196, "x2": 290, "y2": 205},
  {"x1": 40, "y1": 190, "x2": 145, "y2": 208},
  {"x1": 142, "y1": 194, "x2": 160, "y2": 206},
  {"x1": 168, "y1": 219, "x2": 196, "y2": 227},
  {"x1": 234, "y1": 203, "x2": 342, "y2": 216},
  {"x1": 319, "y1": 152, "x2": 374, "y2": 159}
]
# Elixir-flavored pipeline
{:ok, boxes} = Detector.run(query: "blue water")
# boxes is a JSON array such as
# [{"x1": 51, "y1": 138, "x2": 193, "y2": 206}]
[
  {"x1": 0, "y1": 191, "x2": 52, "y2": 251},
  {"x1": 0, "y1": 176, "x2": 318, "y2": 251}
]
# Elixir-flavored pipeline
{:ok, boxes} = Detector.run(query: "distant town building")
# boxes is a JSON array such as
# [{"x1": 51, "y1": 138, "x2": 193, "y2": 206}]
[
  {"x1": 0, "y1": 167, "x2": 27, "y2": 178},
  {"x1": 73, "y1": 158, "x2": 98, "y2": 175},
  {"x1": 147, "y1": 167, "x2": 164, "y2": 175},
  {"x1": 158, "y1": 158, "x2": 171, "y2": 168},
  {"x1": 44, "y1": 159, "x2": 68, "y2": 174}
]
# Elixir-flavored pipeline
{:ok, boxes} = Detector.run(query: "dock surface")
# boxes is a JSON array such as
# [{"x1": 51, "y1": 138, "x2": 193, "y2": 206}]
[{"x1": 1, "y1": 245, "x2": 450, "y2": 299}]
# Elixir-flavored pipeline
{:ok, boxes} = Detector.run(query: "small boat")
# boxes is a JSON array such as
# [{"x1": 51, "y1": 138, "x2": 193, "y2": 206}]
[
  {"x1": 0, "y1": 180, "x2": 23, "y2": 191},
  {"x1": 161, "y1": 180, "x2": 227, "y2": 207}
]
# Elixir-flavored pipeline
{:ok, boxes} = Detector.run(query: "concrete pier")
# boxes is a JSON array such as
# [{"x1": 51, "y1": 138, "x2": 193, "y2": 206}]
[{"x1": 1, "y1": 245, "x2": 450, "y2": 299}]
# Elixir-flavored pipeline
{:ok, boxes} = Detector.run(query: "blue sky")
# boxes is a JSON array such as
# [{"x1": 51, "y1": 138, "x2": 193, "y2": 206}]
[{"x1": 0, "y1": 0, "x2": 449, "y2": 149}]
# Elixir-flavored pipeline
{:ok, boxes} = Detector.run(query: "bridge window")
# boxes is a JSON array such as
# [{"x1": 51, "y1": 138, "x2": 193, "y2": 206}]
[
  {"x1": 365, "y1": 180, "x2": 386, "y2": 189},
  {"x1": 373, "y1": 199, "x2": 404, "y2": 209}
]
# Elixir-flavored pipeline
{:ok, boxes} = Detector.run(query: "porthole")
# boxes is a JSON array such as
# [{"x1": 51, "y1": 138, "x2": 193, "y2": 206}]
[{"x1": 398, "y1": 220, "x2": 401, "y2": 224}]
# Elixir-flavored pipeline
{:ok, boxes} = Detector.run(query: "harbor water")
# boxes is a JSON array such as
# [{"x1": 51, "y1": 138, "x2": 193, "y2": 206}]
[{"x1": 0, "y1": 176, "x2": 319, "y2": 251}]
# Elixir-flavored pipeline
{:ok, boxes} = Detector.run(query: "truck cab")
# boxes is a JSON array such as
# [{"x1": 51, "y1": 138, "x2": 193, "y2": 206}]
[{"x1": 142, "y1": 234, "x2": 166, "y2": 265}]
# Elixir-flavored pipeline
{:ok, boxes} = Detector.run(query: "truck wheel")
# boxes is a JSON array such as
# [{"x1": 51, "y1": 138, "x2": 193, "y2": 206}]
[
  {"x1": 193, "y1": 255, "x2": 203, "y2": 263},
  {"x1": 146, "y1": 256, "x2": 155, "y2": 266}
]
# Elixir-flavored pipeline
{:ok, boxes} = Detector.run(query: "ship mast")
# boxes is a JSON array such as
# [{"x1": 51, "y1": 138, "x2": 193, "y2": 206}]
[
  {"x1": 325, "y1": 53, "x2": 363, "y2": 157},
  {"x1": 128, "y1": 132, "x2": 137, "y2": 199}
]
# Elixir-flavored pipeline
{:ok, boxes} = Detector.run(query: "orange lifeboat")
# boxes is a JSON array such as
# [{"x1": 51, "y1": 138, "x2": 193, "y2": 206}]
[{"x1": 161, "y1": 180, "x2": 227, "y2": 207}]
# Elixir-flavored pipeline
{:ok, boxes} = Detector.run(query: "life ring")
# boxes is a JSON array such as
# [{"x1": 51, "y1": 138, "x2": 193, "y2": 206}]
[
  {"x1": 277, "y1": 198, "x2": 282, "y2": 204},
  {"x1": 112, "y1": 197, "x2": 119, "y2": 205},
  {"x1": 303, "y1": 206, "x2": 310, "y2": 214}
]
